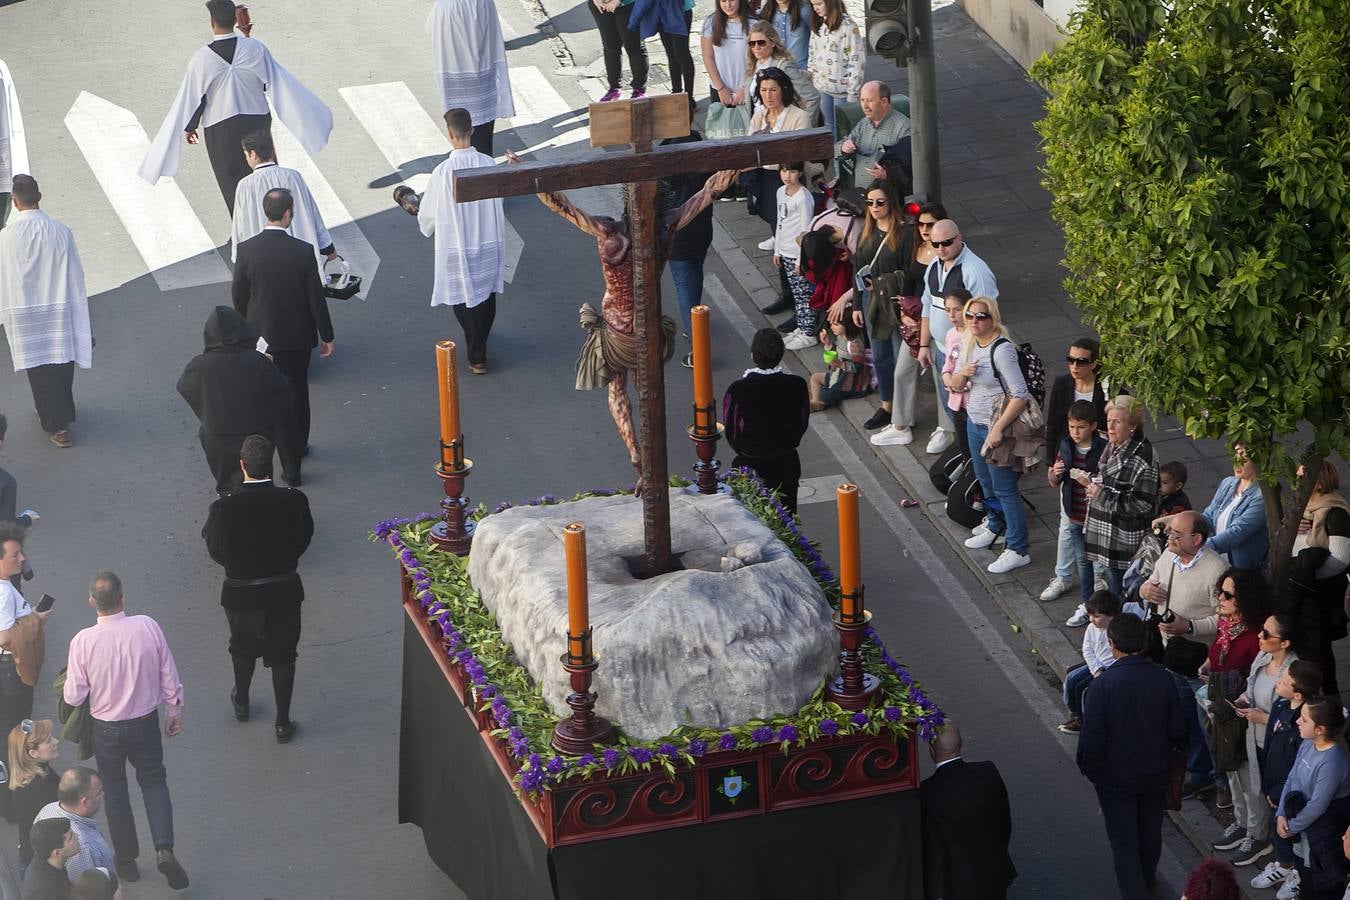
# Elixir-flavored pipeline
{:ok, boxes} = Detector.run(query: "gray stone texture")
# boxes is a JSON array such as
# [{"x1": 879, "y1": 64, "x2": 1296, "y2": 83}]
[{"x1": 468, "y1": 492, "x2": 837, "y2": 740}]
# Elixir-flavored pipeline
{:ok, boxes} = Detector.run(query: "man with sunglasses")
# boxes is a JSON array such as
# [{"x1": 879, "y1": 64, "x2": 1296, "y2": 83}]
[{"x1": 916, "y1": 218, "x2": 999, "y2": 455}]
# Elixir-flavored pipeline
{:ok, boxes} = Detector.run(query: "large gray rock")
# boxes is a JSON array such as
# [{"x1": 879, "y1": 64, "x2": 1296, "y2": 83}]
[{"x1": 467, "y1": 491, "x2": 837, "y2": 740}]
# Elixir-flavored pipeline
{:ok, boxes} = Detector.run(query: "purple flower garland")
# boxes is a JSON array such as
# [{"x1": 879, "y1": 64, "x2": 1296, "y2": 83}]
[{"x1": 376, "y1": 472, "x2": 946, "y2": 795}]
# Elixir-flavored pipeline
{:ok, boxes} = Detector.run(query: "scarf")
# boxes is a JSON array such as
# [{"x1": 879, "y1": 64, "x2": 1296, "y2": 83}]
[
  {"x1": 1214, "y1": 616, "x2": 1248, "y2": 666},
  {"x1": 1302, "y1": 491, "x2": 1350, "y2": 550}
]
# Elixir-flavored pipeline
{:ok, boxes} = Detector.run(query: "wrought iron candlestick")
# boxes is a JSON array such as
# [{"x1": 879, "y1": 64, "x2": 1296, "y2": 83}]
[
  {"x1": 430, "y1": 438, "x2": 475, "y2": 555},
  {"x1": 687, "y1": 404, "x2": 726, "y2": 495},
  {"x1": 825, "y1": 588, "x2": 880, "y2": 710},
  {"x1": 552, "y1": 626, "x2": 615, "y2": 753}
]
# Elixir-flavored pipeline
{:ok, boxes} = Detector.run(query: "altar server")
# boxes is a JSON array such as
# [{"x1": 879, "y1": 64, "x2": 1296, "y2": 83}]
[
  {"x1": 231, "y1": 128, "x2": 335, "y2": 267},
  {"x1": 428, "y1": 0, "x2": 515, "y2": 156},
  {"x1": 0, "y1": 177, "x2": 93, "y2": 449},
  {"x1": 416, "y1": 107, "x2": 505, "y2": 374},
  {"x1": 0, "y1": 56, "x2": 30, "y2": 229},
  {"x1": 139, "y1": 0, "x2": 333, "y2": 215}
]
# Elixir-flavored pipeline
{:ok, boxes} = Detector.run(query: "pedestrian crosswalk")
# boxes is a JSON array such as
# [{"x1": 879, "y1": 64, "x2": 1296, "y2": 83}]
[{"x1": 59, "y1": 64, "x2": 590, "y2": 299}]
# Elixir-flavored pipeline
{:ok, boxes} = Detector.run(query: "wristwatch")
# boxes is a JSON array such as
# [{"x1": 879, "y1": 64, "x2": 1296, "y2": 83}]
[{"x1": 1186, "y1": 621, "x2": 1195, "y2": 636}]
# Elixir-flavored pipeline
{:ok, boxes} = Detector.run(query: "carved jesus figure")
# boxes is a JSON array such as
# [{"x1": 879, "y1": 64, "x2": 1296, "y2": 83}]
[{"x1": 508, "y1": 151, "x2": 737, "y2": 483}]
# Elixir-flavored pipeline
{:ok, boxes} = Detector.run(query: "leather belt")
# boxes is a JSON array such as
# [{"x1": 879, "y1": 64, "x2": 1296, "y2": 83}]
[{"x1": 223, "y1": 571, "x2": 297, "y2": 588}]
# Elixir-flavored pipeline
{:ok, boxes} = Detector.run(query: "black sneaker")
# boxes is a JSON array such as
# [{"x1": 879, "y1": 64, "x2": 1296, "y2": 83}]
[
  {"x1": 760, "y1": 297, "x2": 792, "y2": 315},
  {"x1": 863, "y1": 407, "x2": 889, "y2": 430},
  {"x1": 776, "y1": 317, "x2": 796, "y2": 333},
  {"x1": 1212, "y1": 823, "x2": 1246, "y2": 850}
]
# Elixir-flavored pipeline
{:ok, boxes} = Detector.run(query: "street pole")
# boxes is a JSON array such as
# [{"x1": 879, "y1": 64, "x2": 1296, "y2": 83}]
[{"x1": 907, "y1": 0, "x2": 941, "y2": 201}]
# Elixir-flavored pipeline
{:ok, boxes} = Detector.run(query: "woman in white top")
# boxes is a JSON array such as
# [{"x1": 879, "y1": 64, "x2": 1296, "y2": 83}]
[
  {"x1": 948, "y1": 296, "x2": 1033, "y2": 575},
  {"x1": 701, "y1": 0, "x2": 755, "y2": 108},
  {"x1": 742, "y1": 20, "x2": 819, "y2": 126}
]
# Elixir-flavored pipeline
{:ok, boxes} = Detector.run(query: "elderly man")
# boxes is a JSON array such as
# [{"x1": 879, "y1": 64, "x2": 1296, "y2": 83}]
[
  {"x1": 836, "y1": 81, "x2": 910, "y2": 190},
  {"x1": 34, "y1": 767, "x2": 115, "y2": 883},
  {"x1": 1139, "y1": 509, "x2": 1228, "y2": 804},
  {"x1": 915, "y1": 218, "x2": 999, "y2": 455},
  {"x1": 1077, "y1": 615, "x2": 1188, "y2": 900},
  {"x1": 0, "y1": 175, "x2": 93, "y2": 449}
]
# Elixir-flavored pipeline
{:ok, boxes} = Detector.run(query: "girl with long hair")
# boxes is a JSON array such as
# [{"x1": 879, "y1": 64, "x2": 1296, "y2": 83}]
[
  {"x1": 701, "y1": 0, "x2": 755, "y2": 108},
  {"x1": 1277, "y1": 697, "x2": 1350, "y2": 896},
  {"x1": 742, "y1": 20, "x2": 819, "y2": 123},
  {"x1": 805, "y1": 0, "x2": 863, "y2": 135}
]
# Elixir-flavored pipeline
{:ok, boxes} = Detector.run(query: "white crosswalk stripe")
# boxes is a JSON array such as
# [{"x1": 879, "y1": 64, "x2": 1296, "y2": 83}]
[
  {"x1": 508, "y1": 64, "x2": 586, "y2": 155},
  {"x1": 64, "y1": 91, "x2": 232, "y2": 292},
  {"x1": 270, "y1": 118, "x2": 380, "y2": 299},
  {"x1": 339, "y1": 80, "x2": 523, "y2": 283}
]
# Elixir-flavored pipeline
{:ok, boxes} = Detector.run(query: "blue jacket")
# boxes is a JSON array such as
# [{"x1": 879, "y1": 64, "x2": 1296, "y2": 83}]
[
  {"x1": 1202, "y1": 476, "x2": 1268, "y2": 570},
  {"x1": 1052, "y1": 434, "x2": 1107, "y2": 519},
  {"x1": 1262, "y1": 697, "x2": 1303, "y2": 803},
  {"x1": 1077, "y1": 655, "x2": 1188, "y2": 788},
  {"x1": 628, "y1": 0, "x2": 688, "y2": 40}
]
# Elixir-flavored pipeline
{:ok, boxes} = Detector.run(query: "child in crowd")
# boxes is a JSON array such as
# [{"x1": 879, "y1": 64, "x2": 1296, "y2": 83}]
[
  {"x1": 774, "y1": 162, "x2": 820, "y2": 350},
  {"x1": 938, "y1": 287, "x2": 973, "y2": 459},
  {"x1": 1044, "y1": 399, "x2": 1109, "y2": 625},
  {"x1": 809, "y1": 315, "x2": 870, "y2": 412},
  {"x1": 1159, "y1": 461, "x2": 1192, "y2": 516},
  {"x1": 1275, "y1": 696, "x2": 1350, "y2": 897},
  {"x1": 1058, "y1": 590, "x2": 1119, "y2": 735},
  {"x1": 1249, "y1": 660, "x2": 1322, "y2": 897}
]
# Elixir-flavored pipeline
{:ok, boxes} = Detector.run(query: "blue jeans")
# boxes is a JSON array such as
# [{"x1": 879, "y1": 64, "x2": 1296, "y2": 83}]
[
  {"x1": 966, "y1": 420, "x2": 1029, "y2": 554},
  {"x1": 820, "y1": 91, "x2": 841, "y2": 137},
  {"x1": 93, "y1": 711, "x2": 175, "y2": 859},
  {"x1": 1055, "y1": 513, "x2": 1096, "y2": 602},
  {"x1": 1094, "y1": 562, "x2": 1124, "y2": 598},
  {"x1": 669, "y1": 256, "x2": 705, "y2": 339},
  {"x1": 1169, "y1": 672, "x2": 1218, "y2": 787},
  {"x1": 864, "y1": 302, "x2": 900, "y2": 404},
  {"x1": 1063, "y1": 664, "x2": 1094, "y2": 718}
]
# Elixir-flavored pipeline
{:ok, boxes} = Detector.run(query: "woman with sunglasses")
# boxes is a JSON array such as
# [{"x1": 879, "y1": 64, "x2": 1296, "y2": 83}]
[
  {"x1": 7, "y1": 717, "x2": 59, "y2": 866},
  {"x1": 1199, "y1": 569, "x2": 1272, "y2": 865},
  {"x1": 949, "y1": 296, "x2": 1034, "y2": 574},
  {"x1": 1042, "y1": 337, "x2": 1107, "y2": 465},
  {"x1": 742, "y1": 21, "x2": 819, "y2": 126}
]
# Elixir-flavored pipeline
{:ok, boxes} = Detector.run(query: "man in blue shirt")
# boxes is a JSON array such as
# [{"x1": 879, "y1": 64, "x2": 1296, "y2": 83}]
[{"x1": 1077, "y1": 614, "x2": 1188, "y2": 899}]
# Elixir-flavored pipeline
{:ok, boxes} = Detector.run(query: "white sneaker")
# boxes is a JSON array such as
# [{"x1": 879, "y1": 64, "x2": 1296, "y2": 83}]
[
  {"x1": 1065, "y1": 604, "x2": 1090, "y2": 626},
  {"x1": 971, "y1": 519, "x2": 992, "y2": 537},
  {"x1": 869, "y1": 425, "x2": 913, "y2": 447},
  {"x1": 1276, "y1": 867, "x2": 1302, "y2": 899},
  {"x1": 1251, "y1": 861, "x2": 1290, "y2": 889},
  {"x1": 987, "y1": 549, "x2": 1031, "y2": 575},
  {"x1": 757, "y1": 237, "x2": 776, "y2": 250},
  {"x1": 1039, "y1": 577, "x2": 1069, "y2": 601},
  {"x1": 964, "y1": 529, "x2": 998, "y2": 550},
  {"x1": 782, "y1": 329, "x2": 817, "y2": 351},
  {"x1": 924, "y1": 429, "x2": 955, "y2": 455}
]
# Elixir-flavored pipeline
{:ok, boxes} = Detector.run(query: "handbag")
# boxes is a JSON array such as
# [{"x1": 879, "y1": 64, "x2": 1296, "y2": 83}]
[
  {"x1": 705, "y1": 102, "x2": 749, "y2": 140},
  {"x1": 894, "y1": 294, "x2": 922, "y2": 356}
]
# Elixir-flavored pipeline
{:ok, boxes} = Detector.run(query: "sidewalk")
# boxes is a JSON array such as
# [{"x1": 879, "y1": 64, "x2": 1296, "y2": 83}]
[{"x1": 700, "y1": 4, "x2": 1350, "y2": 890}]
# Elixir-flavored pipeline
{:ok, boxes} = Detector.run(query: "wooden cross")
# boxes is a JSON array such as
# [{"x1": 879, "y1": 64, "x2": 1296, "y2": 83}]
[{"x1": 454, "y1": 95, "x2": 833, "y2": 576}]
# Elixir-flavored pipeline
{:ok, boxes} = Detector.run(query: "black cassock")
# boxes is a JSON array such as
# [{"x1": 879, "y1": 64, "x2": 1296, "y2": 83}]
[{"x1": 186, "y1": 37, "x2": 271, "y2": 214}]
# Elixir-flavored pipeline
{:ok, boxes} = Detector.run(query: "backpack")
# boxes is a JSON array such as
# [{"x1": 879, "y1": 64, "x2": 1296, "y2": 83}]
[
  {"x1": 945, "y1": 462, "x2": 986, "y2": 529},
  {"x1": 929, "y1": 445, "x2": 968, "y2": 495},
  {"x1": 990, "y1": 337, "x2": 1047, "y2": 406}
]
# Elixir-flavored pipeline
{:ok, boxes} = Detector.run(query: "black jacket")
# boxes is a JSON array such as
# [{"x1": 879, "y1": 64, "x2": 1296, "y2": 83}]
[
  {"x1": 659, "y1": 132, "x2": 713, "y2": 262},
  {"x1": 203, "y1": 480, "x2": 313, "y2": 610},
  {"x1": 177, "y1": 307, "x2": 294, "y2": 438},
  {"x1": 1262, "y1": 697, "x2": 1304, "y2": 803},
  {"x1": 920, "y1": 758, "x2": 1017, "y2": 900},
  {"x1": 21, "y1": 855, "x2": 70, "y2": 900},
  {"x1": 232, "y1": 229, "x2": 334, "y2": 352},
  {"x1": 1077, "y1": 654, "x2": 1188, "y2": 787},
  {"x1": 1051, "y1": 433, "x2": 1108, "y2": 517},
  {"x1": 0, "y1": 466, "x2": 33, "y2": 527},
  {"x1": 1043, "y1": 373, "x2": 1107, "y2": 454},
  {"x1": 722, "y1": 372, "x2": 809, "y2": 459}
]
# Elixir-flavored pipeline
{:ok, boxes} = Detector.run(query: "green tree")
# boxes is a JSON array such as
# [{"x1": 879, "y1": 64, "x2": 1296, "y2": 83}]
[{"x1": 1031, "y1": 0, "x2": 1350, "y2": 591}]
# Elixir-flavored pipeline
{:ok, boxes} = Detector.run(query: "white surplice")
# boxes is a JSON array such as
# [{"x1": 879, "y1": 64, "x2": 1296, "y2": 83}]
[
  {"x1": 0, "y1": 57, "x2": 30, "y2": 193},
  {"x1": 427, "y1": 0, "x2": 515, "y2": 124},
  {"x1": 418, "y1": 148, "x2": 505, "y2": 308},
  {"x1": 231, "y1": 162, "x2": 333, "y2": 267},
  {"x1": 0, "y1": 210, "x2": 92, "y2": 372},
  {"x1": 138, "y1": 36, "x2": 332, "y2": 183}
]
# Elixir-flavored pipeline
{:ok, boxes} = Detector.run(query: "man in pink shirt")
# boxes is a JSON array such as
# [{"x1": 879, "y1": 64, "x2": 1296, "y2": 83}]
[{"x1": 63, "y1": 571, "x2": 189, "y2": 891}]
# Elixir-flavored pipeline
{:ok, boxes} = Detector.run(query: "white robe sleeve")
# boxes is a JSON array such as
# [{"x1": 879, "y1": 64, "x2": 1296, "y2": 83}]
[
  {"x1": 0, "y1": 58, "x2": 30, "y2": 191},
  {"x1": 138, "y1": 55, "x2": 212, "y2": 183},
  {"x1": 258, "y1": 43, "x2": 333, "y2": 157}
]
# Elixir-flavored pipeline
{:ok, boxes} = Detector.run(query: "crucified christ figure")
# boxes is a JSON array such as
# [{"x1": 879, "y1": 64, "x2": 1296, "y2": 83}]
[{"x1": 507, "y1": 151, "x2": 738, "y2": 485}]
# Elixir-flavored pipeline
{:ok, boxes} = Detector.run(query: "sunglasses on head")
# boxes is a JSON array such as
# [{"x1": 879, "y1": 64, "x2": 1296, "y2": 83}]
[
  {"x1": 964, "y1": 311, "x2": 992, "y2": 321},
  {"x1": 1066, "y1": 356, "x2": 1094, "y2": 366},
  {"x1": 930, "y1": 237, "x2": 956, "y2": 248},
  {"x1": 865, "y1": 198, "x2": 889, "y2": 206},
  {"x1": 21, "y1": 719, "x2": 33, "y2": 734}
]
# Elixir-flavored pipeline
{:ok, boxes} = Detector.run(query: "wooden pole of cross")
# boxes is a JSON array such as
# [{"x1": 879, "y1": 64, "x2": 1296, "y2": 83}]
[{"x1": 454, "y1": 95, "x2": 834, "y2": 576}]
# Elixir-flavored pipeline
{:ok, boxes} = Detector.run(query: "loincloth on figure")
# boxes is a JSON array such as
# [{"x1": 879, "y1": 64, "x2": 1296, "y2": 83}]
[{"x1": 574, "y1": 303, "x2": 677, "y2": 390}]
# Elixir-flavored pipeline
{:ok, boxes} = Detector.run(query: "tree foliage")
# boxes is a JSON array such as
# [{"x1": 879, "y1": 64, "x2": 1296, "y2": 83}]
[{"x1": 1031, "y1": 0, "x2": 1350, "y2": 587}]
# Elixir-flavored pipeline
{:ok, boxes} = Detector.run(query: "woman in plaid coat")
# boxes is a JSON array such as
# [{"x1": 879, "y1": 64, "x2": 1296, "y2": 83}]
[{"x1": 1084, "y1": 397, "x2": 1159, "y2": 597}]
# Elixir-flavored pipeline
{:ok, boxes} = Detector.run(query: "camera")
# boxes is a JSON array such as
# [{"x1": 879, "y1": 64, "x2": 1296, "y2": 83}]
[{"x1": 1144, "y1": 602, "x2": 1174, "y2": 625}]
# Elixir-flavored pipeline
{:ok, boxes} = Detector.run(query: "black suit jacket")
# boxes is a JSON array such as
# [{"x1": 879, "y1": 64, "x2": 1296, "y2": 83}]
[
  {"x1": 203, "y1": 480, "x2": 314, "y2": 610},
  {"x1": 920, "y1": 758, "x2": 1016, "y2": 900},
  {"x1": 232, "y1": 229, "x2": 334, "y2": 353}
]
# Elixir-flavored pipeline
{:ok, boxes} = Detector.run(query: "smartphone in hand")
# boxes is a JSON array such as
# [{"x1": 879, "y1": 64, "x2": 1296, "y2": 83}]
[{"x1": 34, "y1": 594, "x2": 56, "y2": 614}]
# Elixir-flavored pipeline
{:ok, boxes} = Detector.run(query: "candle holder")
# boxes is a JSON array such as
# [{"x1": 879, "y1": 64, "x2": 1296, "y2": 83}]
[
  {"x1": 825, "y1": 587, "x2": 879, "y2": 711},
  {"x1": 551, "y1": 627, "x2": 614, "y2": 754},
  {"x1": 686, "y1": 401, "x2": 728, "y2": 495},
  {"x1": 430, "y1": 438, "x2": 475, "y2": 555}
]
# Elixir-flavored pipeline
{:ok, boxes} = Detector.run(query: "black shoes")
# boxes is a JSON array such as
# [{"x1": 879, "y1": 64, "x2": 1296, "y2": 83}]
[
  {"x1": 863, "y1": 407, "x2": 890, "y2": 430},
  {"x1": 275, "y1": 720, "x2": 297, "y2": 744},
  {"x1": 116, "y1": 859, "x2": 140, "y2": 882},
  {"x1": 760, "y1": 297, "x2": 792, "y2": 316},
  {"x1": 230, "y1": 689, "x2": 249, "y2": 722},
  {"x1": 157, "y1": 849, "x2": 190, "y2": 890},
  {"x1": 776, "y1": 317, "x2": 796, "y2": 333}
]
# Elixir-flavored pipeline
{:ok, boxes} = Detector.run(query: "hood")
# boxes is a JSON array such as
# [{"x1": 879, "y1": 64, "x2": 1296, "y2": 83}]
[{"x1": 203, "y1": 306, "x2": 256, "y2": 352}]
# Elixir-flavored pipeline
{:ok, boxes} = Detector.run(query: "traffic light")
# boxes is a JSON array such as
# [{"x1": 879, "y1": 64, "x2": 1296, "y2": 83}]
[{"x1": 866, "y1": 0, "x2": 911, "y2": 61}]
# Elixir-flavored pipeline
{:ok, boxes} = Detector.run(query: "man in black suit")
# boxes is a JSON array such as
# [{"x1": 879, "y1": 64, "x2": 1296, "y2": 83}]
[
  {"x1": 202, "y1": 435, "x2": 314, "y2": 744},
  {"x1": 1077, "y1": 614, "x2": 1189, "y2": 900},
  {"x1": 721, "y1": 329, "x2": 810, "y2": 513},
  {"x1": 920, "y1": 723, "x2": 1016, "y2": 900},
  {"x1": 231, "y1": 187, "x2": 334, "y2": 486}
]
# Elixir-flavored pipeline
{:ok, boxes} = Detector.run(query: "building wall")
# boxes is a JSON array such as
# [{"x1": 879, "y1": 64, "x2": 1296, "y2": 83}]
[{"x1": 954, "y1": 0, "x2": 1067, "y2": 71}]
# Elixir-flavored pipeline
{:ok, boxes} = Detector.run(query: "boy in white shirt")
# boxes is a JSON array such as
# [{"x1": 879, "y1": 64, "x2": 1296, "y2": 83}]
[
  {"x1": 1059, "y1": 590, "x2": 1119, "y2": 734},
  {"x1": 774, "y1": 162, "x2": 819, "y2": 351}
]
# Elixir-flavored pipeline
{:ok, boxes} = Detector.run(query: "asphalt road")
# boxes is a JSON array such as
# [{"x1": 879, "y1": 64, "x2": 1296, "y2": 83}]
[{"x1": 0, "y1": 1, "x2": 1201, "y2": 897}]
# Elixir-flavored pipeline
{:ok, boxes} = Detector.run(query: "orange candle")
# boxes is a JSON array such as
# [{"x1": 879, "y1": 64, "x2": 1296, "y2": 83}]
[
  {"x1": 436, "y1": 340, "x2": 461, "y2": 461},
  {"x1": 837, "y1": 484, "x2": 862, "y2": 617},
  {"x1": 563, "y1": 523, "x2": 589, "y2": 660},
  {"x1": 691, "y1": 305, "x2": 714, "y2": 430}
]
